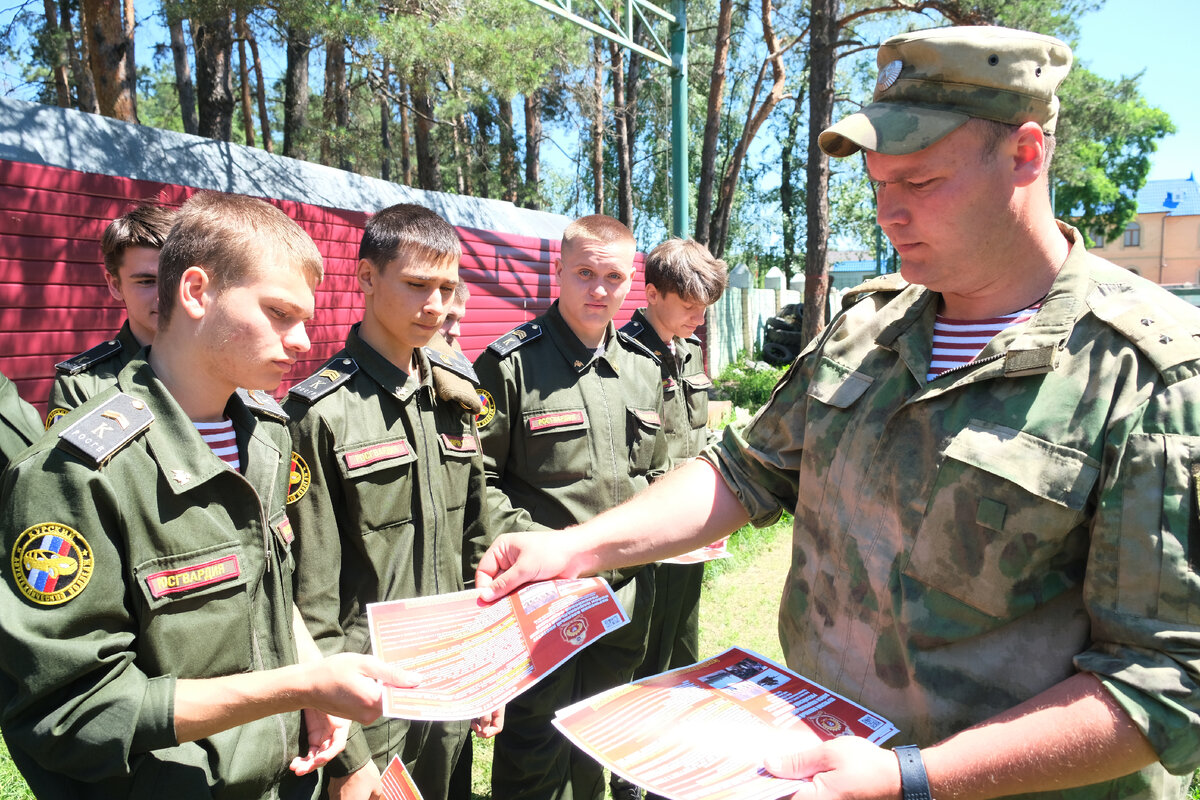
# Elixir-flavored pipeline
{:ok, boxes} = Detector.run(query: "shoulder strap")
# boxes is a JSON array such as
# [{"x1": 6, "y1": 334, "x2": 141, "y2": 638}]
[
  {"x1": 57, "y1": 391, "x2": 154, "y2": 466},
  {"x1": 54, "y1": 338, "x2": 123, "y2": 376},
  {"x1": 487, "y1": 321, "x2": 543, "y2": 358},
  {"x1": 287, "y1": 358, "x2": 359, "y2": 404}
]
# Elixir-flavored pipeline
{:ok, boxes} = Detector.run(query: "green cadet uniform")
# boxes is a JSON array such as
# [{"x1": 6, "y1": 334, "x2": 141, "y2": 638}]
[
  {"x1": 284, "y1": 325, "x2": 489, "y2": 796},
  {"x1": 0, "y1": 356, "x2": 310, "y2": 799},
  {"x1": 46, "y1": 320, "x2": 143, "y2": 428},
  {"x1": 620, "y1": 309, "x2": 712, "y2": 676},
  {"x1": 0, "y1": 371, "x2": 41, "y2": 473},
  {"x1": 474, "y1": 300, "x2": 668, "y2": 800},
  {"x1": 705, "y1": 224, "x2": 1200, "y2": 800}
]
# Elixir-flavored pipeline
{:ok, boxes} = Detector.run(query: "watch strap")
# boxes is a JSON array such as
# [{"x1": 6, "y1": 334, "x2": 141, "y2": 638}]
[{"x1": 894, "y1": 745, "x2": 932, "y2": 800}]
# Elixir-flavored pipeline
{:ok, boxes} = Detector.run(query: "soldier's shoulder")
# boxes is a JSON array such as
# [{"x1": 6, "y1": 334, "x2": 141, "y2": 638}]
[
  {"x1": 1085, "y1": 272, "x2": 1200, "y2": 380},
  {"x1": 424, "y1": 340, "x2": 479, "y2": 385},
  {"x1": 486, "y1": 321, "x2": 544, "y2": 358},
  {"x1": 840, "y1": 272, "x2": 909, "y2": 310},
  {"x1": 53, "y1": 391, "x2": 154, "y2": 468},
  {"x1": 236, "y1": 388, "x2": 289, "y2": 422},
  {"x1": 617, "y1": 329, "x2": 661, "y2": 363},
  {"x1": 54, "y1": 338, "x2": 126, "y2": 376},
  {"x1": 287, "y1": 357, "x2": 359, "y2": 405}
]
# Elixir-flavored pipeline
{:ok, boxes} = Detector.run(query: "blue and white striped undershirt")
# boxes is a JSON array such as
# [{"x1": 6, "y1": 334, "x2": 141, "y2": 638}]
[{"x1": 927, "y1": 305, "x2": 1040, "y2": 382}]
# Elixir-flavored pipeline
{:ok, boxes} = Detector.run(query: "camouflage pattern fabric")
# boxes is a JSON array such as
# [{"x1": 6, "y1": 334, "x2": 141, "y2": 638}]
[{"x1": 704, "y1": 224, "x2": 1200, "y2": 799}]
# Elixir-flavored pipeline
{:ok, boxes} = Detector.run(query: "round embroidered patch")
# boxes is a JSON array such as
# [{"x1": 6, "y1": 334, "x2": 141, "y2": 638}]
[
  {"x1": 476, "y1": 389, "x2": 497, "y2": 429},
  {"x1": 44, "y1": 408, "x2": 70, "y2": 430},
  {"x1": 12, "y1": 523, "x2": 93, "y2": 606},
  {"x1": 876, "y1": 59, "x2": 903, "y2": 92},
  {"x1": 288, "y1": 452, "x2": 311, "y2": 504}
]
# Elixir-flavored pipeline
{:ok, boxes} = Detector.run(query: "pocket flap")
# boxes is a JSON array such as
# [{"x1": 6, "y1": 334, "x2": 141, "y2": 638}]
[
  {"x1": 683, "y1": 374, "x2": 713, "y2": 391},
  {"x1": 628, "y1": 407, "x2": 663, "y2": 430},
  {"x1": 806, "y1": 357, "x2": 873, "y2": 409},
  {"x1": 945, "y1": 420, "x2": 1099, "y2": 509},
  {"x1": 135, "y1": 542, "x2": 248, "y2": 610},
  {"x1": 336, "y1": 437, "x2": 417, "y2": 478},
  {"x1": 526, "y1": 409, "x2": 589, "y2": 436},
  {"x1": 438, "y1": 432, "x2": 479, "y2": 458}
]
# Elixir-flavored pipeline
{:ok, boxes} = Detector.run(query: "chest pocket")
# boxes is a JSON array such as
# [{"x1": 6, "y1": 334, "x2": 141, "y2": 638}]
[
  {"x1": 132, "y1": 540, "x2": 253, "y2": 679},
  {"x1": 523, "y1": 408, "x2": 591, "y2": 484},
  {"x1": 336, "y1": 436, "x2": 417, "y2": 532},
  {"x1": 627, "y1": 406, "x2": 663, "y2": 475},
  {"x1": 682, "y1": 374, "x2": 712, "y2": 429},
  {"x1": 904, "y1": 420, "x2": 1096, "y2": 620},
  {"x1": 437, "y1": 428, "x2": 479, "y2": 511}
]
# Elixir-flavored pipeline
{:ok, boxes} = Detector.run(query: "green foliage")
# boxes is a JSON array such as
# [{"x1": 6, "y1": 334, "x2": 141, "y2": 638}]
[
  {"x1": 703, "y1": 512, "x2": 793, "y2": 586},
  {"x1": 713, "y1": 358, "x2": 786, "y2": 410}
]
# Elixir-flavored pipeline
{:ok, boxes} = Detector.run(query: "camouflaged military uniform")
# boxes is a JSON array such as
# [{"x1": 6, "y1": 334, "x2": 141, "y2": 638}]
[
  {"x1": 283, "y1": 325, "x2": 487, "y2": 795},
  {"x1": 621, "y1": 309, "x2": 713, "y2": 679},
  {"x1": 474, "y1": 300, "x2": 668, "y2": 800},
  {"x1": 705, "y1": 224, "x2": 1200, "y2": 799},
  {"x1": 0, "y1": 371, "x2": 40, "y2": 473},
  {"x1": 46, "y1": 320, "x2": 143, "y2": 428},
  {"x1": 0, "y1": 356, "x2": 310, "y2": 799}
]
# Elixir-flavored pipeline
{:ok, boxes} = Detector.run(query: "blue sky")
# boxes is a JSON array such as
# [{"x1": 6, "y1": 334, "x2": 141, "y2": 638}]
[{"x1": 1075, "y1": 0, "x2": 1197, "y2": 182}]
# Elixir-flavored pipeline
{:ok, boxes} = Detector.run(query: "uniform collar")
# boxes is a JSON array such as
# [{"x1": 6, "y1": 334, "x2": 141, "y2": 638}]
[
  {"x1": 345, "y1": 323, "x2": 431, "y2": 402},
  {"x1": 546, "y1": 301, "x2": 620, "y2": 374},
  {"x1": 116, "y1": 319, "x2": 145, "y2": 359}
]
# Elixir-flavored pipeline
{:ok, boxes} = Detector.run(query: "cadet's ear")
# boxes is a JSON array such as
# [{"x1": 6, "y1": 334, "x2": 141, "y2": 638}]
[
  {"x1": 177, "y1": 266, "x2": 210, "y2": 321},
  {"x1": 1011, "y1": 121, "x2": 1046, "y2": 188},
  {"x1": 356, "y1": 258, "x2": 377, "y2": 296}
]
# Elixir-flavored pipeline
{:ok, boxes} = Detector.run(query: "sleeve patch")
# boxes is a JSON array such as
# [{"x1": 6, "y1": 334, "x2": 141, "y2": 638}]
[
  {"x1": 476, "y1": 389, "x2": 497, "y2": 429},
  {"x1": 12, "y1": 523, "x2": 93, "y2": 606},
  {"x1": 45, "y1": 407, "x2": 70, "y2": 430},
  {"x1": 287, "y1": 451, "x2": 311, "y2": 505}
]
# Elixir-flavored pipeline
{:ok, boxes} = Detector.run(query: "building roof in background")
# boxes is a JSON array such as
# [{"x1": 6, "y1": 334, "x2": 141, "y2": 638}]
[
  {"x1": 1137, "y1": 174, "x2": 1200, "y2": 216},
  {"x1": 0, "y1": 97, "x2": 571, "y2": 238},
  {"x1": 831, "y1": 259, "x2": 878, "y2": 272}
]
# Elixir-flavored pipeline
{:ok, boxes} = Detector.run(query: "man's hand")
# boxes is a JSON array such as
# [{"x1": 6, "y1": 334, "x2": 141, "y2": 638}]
[
  {"x1": 289, "y1": 709, "x2": 351, "y2": 775},
  {"x1": 471, "y1": 705, "x2": 505, "y2": 738},
  {"x1": 303, "y1": 653, "x2": 422, "y2": 724},
  {"x1": 766, "y1": 737, "x2": 902, "y2": 800},
  {"x1": 329, "y1": 758, "x2": 383, "y2": 800},
  {"x1": 475, "y1": 531, "x2": 581, "y2": 602}
]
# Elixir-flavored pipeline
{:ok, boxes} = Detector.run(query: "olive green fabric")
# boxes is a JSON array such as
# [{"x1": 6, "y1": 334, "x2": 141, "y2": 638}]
[
  {"x1": 705, "y1": 224, "x2": 1200, "y2": 799},
  {"x1": 819, "y1": 26, "x2": 1072, "y2": 157},
  {"x1": 0, "y1": 356, "x2": 311, "y2": 799},
  {"x1": 284, "y1": 324, "x2": 488, "y2": 793},
  {"x1": 474, "y1": 301, "x2": 669, "y2": 800},
  {"x1": 0, "y1": 371, "x2": 40, "y2": 473},
  {"x1": 46, "y1": 320, "x2": 142, "y2": 428}
]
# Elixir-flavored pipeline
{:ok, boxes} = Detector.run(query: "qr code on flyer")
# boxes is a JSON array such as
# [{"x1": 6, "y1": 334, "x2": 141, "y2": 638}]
[
  {"x1": 858, "y1": 713, "x2": 885, "y2": 730},
  {"x1": 602, "y1": 614, "x2": 623, "y2": 631}
]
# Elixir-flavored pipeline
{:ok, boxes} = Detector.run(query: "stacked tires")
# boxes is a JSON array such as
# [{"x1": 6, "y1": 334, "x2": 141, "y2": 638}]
[{"x1": 761, "y1": 303, "x2": 804, "y2": 365}]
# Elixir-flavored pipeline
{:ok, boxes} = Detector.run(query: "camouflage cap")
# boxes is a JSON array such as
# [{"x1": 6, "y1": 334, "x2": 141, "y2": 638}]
[{"x1": 819, "y1": 26, "x2": 1072, "y2": 158}]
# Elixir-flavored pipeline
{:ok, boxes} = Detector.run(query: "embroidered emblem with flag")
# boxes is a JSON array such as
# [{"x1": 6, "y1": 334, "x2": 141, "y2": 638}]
[
  {"x1": 12, "y1": 522, "x2": 93, "y2": 606},
  {"x1": 288, "y1": 452, "x2": 311, "y2": 504},
  {"x1": 476, "y1": 389, "x2": 497, "y2": 428}
]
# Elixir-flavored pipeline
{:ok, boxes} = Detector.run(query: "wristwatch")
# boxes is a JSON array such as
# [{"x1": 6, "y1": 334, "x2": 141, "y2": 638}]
[{"x1": 894, "y1": 745, "x2": 933, "y2": 800}]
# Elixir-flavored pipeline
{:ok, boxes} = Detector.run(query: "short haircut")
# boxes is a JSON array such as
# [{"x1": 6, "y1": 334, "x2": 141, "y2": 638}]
[
  {"x1": 644, "y1": 238, "x2": 729, "y2": 305},
  {"x1": 971, "y1": 118, "x2": 1057, "y2": 174},
  {"x1": 561, "y1": 214, "x2": 636, "y2": 253},
  {"x1": 453, "y1": 281, "x2": 470, "y2": 304},
  {"x1": 101, "y1": 202, "x2": 176, "y2": 277},
  {"x1": 359, "y1": 203, "x2": 461, "y2": 272},
  {"x1": 157, "y1": 191, "x2": 323, "y2": 326}
]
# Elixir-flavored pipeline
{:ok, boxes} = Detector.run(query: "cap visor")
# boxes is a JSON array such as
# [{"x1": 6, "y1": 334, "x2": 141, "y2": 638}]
[{"x1": 819, "y1": 103, "x2": 970, "y2": 157}]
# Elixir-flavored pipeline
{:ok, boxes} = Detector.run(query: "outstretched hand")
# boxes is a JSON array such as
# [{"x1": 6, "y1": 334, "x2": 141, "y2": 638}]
[
  {"x1": 305, "y1": 653, "x2": 422, "y2": 724},
  {"x1": 289, "y1": 709, "x2": 351, "y2": 775},
  {"x1": 766, "y1": 737, "x2": 902, "y2": 800},
  {"x1": 475, "y1": 531, "x2": 579, "y2": 602}
]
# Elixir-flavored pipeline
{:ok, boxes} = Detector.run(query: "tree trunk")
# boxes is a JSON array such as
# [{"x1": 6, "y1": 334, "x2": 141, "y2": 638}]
[
  {"x1": 82, "y1": 0, "x2": 136, "y2": 121},
  {"x1": 708, "y1": 0, "x2": 786, "y2": 257},
  {"x1": 321, "y1": 36, "x2": 349, "y2": 170},
  {"x1": 802, "y1": 0, "x2": 838, "y2": 345},
  {"x1": 168, "y1": 15, "x2": 197, "y2": 134},
  {"x1": 498, "y1": 95, "x2": 519, "y2": 204},
  {"x1": 236, "y1": 14, "x2": 254, "y2": 147},
  {"x1": 695, "y1": 0, "x2": 734, "y2": 245},
  {"x1": 523, "y1": 91, "x2": 542, "y2": 210},
  {"x1": 247, "y1": 24, "x2": 272, "y2": 153},
  {"x1": 780, "y1": 90, "x2": 805, "y2": 282},
  {"x1": 381, "y1": 59, "x2": 392, "y2": 182},
  {"x1": 474, "y1": 102, "x2": 493, "y2": 199},
  {"x1": 193, "y1": 12, "x2": 234, "y2": 140},
  {"x1": 282, "y1": 26, "x2": 311, "y2": 158},
  {"x1": 451, "y1": 113, "x2": 470, "y2": 194},
  {"x1": 412, "y1": 71, "x2": 439, "y2": 191},
  {"x1": 64, "y1": 0, "x2": 98, "y2": 113},
  {"x1": 398, "y1": 81, "x2": 412, "y2": 185},
  {"x1": 609, "y1": 42, "x2": 632, "y2": 227},
  {"x1": 590, "y1": 38, "x2": 605, "y2": 215},
  {"x1": 42, "y1": 0, "x2": 71, "y2": 107}
]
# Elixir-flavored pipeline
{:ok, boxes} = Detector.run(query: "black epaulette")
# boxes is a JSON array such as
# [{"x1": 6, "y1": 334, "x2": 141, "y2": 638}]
[
  {"x1": 236, "y1": 388, "x2": 289, "y2": 422},
  {"x1": 58, "y1": 392, "x2": 153, "y2": 466},
  {"x1": 686, "y1": 333, "x2": 702, "y2": 345},
  {"x1": 619, "y1": 318, "x2": 647, "y2": 339},
  {"x1": 287, "y1": 358, "x2": 359, "y2": 404},
  {"x1": 618, "y1": 330, "x2": 661, "y2": 363},
  {"x1": 423, "y1": 342, "x2": 479, "y2": 384},
  {"x1": 487, "y1": 321, "x2": 543, "y2": 358},
  {"x1": 55, "y1": 338, "x2": 123, "y2": 376},
  {"x1": 841, "y1": 272, "x2": 909, "y2": 310}
]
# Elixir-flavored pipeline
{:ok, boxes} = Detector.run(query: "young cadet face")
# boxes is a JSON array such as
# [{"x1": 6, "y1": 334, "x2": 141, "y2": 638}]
[
  {"x1": 644, "y1": 284, "x2": 708, "y2": 342},
  {"x1": 555, "y1": 238, "x2": 636, "y2": 347},
  {"x1": 439, "y1": 295, "x2": 467, "y2": 347},
  {"x1": 105, "y1": 246, "x2": 160, "y2": 346},
  {"x1": 200, "y1": 258, "x2": 316, "y2": 394},
  {"x1": 359, "y1": 251, "x2": 458, "y2": 369}
]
